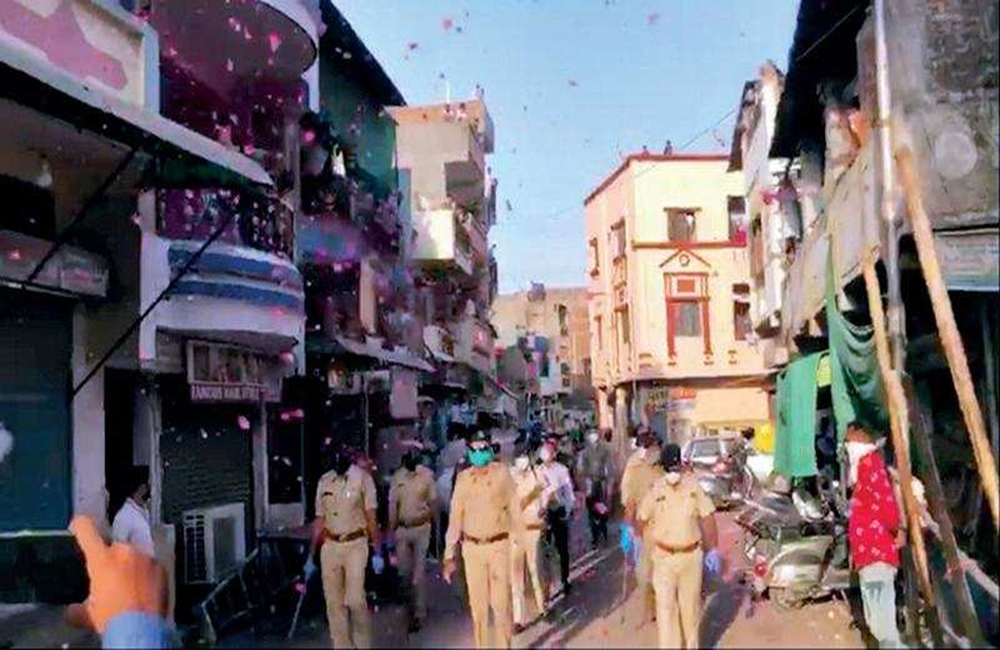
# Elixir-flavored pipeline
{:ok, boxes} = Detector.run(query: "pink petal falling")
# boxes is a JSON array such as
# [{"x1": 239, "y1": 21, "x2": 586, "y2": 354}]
[{"x1": 267, "y1": 32, "x2": 282, "y2": 53}]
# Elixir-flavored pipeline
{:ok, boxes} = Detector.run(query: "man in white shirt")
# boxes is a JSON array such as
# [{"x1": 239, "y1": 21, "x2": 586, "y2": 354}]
[
  {"x1": 111, "y1": 468, "x2": 155, "y2": 558},
  {"x1": 538, "y1": 440, "x2": 574, "y2": 595}
]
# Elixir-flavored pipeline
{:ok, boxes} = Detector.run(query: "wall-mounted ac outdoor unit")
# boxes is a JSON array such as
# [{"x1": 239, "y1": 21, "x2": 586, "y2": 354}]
[{"x1": 182, "y1": 503, "x2": 246, "y2": 584}]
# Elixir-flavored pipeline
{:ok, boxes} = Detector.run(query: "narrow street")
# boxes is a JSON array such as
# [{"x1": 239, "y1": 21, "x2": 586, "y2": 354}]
[{"x1": 228, "y1": 511, "x2": 863, "y2": 649}]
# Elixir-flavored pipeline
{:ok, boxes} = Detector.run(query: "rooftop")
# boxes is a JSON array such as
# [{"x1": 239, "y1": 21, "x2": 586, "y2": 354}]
[{"x1": 583, "y1": 152, "x2": 729, "y2": 206}]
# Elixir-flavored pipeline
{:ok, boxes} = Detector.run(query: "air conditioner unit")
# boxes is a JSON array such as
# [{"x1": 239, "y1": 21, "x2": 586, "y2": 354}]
[{"x1": 182, "y1": 503, "x2": 246, "y2": 584}]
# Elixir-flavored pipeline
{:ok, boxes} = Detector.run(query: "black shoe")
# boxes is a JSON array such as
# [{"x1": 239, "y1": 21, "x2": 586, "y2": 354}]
[{"x1": 513, "y1": 623, "x2": 526, "y2": 635}]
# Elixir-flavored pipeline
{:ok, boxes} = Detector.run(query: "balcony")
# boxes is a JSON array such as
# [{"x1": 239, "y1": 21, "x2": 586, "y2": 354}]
[
  {"x1": 411, "y1": 209, "x2": 475, "y2": 276},
  {"x1": 450, "y1": 314, "x2": 494, "y2": 376}
]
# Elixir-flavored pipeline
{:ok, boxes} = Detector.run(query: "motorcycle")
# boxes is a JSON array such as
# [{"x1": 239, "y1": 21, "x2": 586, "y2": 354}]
[{"x1": 737, "y1": 474, "x2": 851, "y2": 610}]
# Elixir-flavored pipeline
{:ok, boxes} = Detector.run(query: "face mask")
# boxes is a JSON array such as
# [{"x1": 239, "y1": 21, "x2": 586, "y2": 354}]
[
  {"x1": 664, "y1": 472, "x2": 682, "y2": 485},
  {"x1": 539, "y1": 448, "x2": 554, "y2": 463},
  {"x1": 332, "y1": 454, "x2": 352, "y2": 475},
  {"x1": 587, "y1": 433, "x2": 600, "y2": 445},
  {"x1": 468, "y1": 448, "x2": 494, "y2": 467},
  {"x1": 846, "y1": 441, "x2": 876, "y2": 485},
  {"x1": 514, "y1": 456, "x2": 530, "y2": 471},
  {"x1": 403, "y1": 457, "x2": 418, "y2": 472},
  {"x1": 630, "y1": 438, "x2": 639, "y2": 450}
]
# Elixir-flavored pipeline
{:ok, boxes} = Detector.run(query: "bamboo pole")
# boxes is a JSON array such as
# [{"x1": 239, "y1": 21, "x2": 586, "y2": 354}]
[
  {"x1": 861, "y1": 250, "x2": 942, "y2": 645},
  {"x1": 895, "y1": 147, "x2": 1000, "y2": 531},
  {"x1": 907, "y1": 377, "x2": 985, "y2": 646}
]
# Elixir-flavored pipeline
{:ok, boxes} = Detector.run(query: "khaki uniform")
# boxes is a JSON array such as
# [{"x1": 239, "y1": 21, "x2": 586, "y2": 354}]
[
  {"x1": 620, "y1": 449, "x2": 664, "y2": 622},
  {"x1": 445, "y1": 462, "x2": 517, "y2": 649},
  {"x1": 388, "y1": 465, "x2": 436, "y2": 621},
  {"x1": 509, "y1": 465, "x2": 547, "y2": 625},
  {"x1": 637, "y1": 474, "x2": 716, "y2": 649},
  {"x1": 316, "y1": 465, "x2": 377, "y2": 648}
]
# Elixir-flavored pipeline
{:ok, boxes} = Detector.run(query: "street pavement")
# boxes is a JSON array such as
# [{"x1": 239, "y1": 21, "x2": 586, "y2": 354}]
[
  {"x1": 1, "y1": 505, "x2": 866, "y2": 648},
  {"x1": 247, "y1": 507, "x2": 865, "y2": 649}
]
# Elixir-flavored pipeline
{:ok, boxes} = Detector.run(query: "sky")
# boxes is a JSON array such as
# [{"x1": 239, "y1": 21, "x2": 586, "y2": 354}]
[{"x1": 334, "y1": 0, "x2": 800, "y2": 293}]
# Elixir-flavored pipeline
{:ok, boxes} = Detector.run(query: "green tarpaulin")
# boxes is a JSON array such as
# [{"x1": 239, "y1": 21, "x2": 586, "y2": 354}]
[
  {"x1": 774, "y1": 352, "x2": 822, "y2": 478},
  {"x1": 774, "y1": 251, "x2": 889, "y2": 479},
  {"x1": 825, "y1": 255, "x2": 888, "y2": 443}
]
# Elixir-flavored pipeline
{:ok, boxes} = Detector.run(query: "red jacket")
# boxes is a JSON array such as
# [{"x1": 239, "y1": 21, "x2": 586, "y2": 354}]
[{"x1": 848, "y1": 451, "x2": 901, "y2": 569}]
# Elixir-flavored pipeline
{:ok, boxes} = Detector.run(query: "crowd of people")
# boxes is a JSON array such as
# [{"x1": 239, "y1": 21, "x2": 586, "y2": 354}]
[{"x1": 70, "y1": 417, "x2": 911, "y2": 649}]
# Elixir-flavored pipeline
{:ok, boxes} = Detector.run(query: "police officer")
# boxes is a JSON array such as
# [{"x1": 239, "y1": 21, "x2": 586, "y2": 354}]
[
  {"x1": 637, "y1": 443, "x2": 721, "y2": 649},
  {"x1": 443, "y1": 429, "x2": 517, "y2": 649},
  {"x1": 619, "y1": 428, "x2": 664, "y2": 627},
  {"x1": 305, "y1": 447, "x2": 381, "y2": 648},
  {"x1": 509, "y1": 442, "x2": 547, "y2": 632},
  {"x1": 388, "y1": 448, "x2": 437, "y2": 633}
]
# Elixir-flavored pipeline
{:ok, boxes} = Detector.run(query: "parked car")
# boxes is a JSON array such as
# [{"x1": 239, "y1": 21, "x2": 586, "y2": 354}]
[{"x1": 682, "y1": 435, "x2": 750, "y2": 508}]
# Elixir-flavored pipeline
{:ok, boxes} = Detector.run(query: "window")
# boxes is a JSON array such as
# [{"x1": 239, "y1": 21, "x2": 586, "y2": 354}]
[
  {"x1": 620, "y1": 308, "x2": 631, "y2": 345},
  {"x1": 728, "y1": 196, "x2": 747, "y2": 245},
  {"x1": 667, "y1": 209, "x2": 697, "y2": 242},
  {"x1": 675, "y1": 303, "x2": 702, "y2": 337},
  {"x1": 557, "y1": 304, "x2": 569, "y2": 336},
  {"x1": 595, "y1": 316, "x2": 603, "y2": 348},
  {"x1": 611, "y1": 221, "x2": 626, "y2": 259},
  {"x1": 588, "y1": 238, "x2": 600, "y2": 275},
  {"x1": 734, "y1": 301, "x2": 752, "y2": 340}
]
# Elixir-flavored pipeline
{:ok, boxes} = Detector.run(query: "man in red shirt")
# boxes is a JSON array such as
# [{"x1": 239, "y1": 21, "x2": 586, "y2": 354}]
[{"x1": 845, "y1": 422, "x2": 906, "y2": 648}]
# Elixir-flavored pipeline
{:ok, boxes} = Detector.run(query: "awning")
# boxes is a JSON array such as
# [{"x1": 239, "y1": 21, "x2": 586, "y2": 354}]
[
  {"x1": 0, "y1": 40, "x2": 272, "y2": 189},
  {"x1": 310, "y1": 335, "x2": 435, "y2": 373}
]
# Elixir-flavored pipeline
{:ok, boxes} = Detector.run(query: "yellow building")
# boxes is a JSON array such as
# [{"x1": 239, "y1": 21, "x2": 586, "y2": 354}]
[{"x1": 584, "y1": 153, "x2": 772, "y2": 447}]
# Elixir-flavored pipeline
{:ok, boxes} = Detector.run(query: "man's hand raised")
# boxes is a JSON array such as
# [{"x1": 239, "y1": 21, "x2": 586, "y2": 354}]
[{"x1": 67, "y1": 516, "x2": 169, "y2": 634}]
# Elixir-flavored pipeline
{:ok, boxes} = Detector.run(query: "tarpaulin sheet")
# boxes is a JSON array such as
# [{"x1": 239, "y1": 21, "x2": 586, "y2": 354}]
[
  {"x1": 774, "y1": 352, "x2": 821, "y2": 478},
  {"x1": 824, "y1": 255, "x2": 888, "y2": 443}
]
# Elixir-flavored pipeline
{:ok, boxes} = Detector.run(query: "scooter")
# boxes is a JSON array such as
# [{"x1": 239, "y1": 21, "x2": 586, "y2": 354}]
[{"x1": 737, "y1": 479, "x2": 851, "y2": 610}]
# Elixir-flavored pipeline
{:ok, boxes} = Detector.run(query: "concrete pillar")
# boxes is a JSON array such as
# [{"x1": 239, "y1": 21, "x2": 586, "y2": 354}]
[
  {"x1": 71, "y1": 307, "x2": 107, "y2": 532},
  {"x1": 252, "y1": 403, "x2": 268, "y2": 531}
]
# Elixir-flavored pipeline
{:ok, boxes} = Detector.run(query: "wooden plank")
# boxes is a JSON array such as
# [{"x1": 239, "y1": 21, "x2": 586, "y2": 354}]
[
  {"x1": 861, "y1": 250, "x2": 944, "y2": 646},
  {"x1": 908, "y1": 377, "x2": 985, "y2": 646},
  {"x1": 896, "y1": 147, "x2": 1000, "y2": 531}
]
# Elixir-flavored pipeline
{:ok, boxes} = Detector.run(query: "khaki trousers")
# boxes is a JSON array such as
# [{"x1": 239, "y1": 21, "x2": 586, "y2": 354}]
[
  {"x1": 510, "y1": 528, "x2": 546, "y2": 624},
  {"x1": 320, "y1": 538, "x2": 371, "y2": 648},
  {"x1": 462, "y1": 538, "x2": 513, "y2": 649},
  {"x1": 395, "y1": 523, "x2": 431, "y2": 620},
  {"x1": 651, "y1": 547, "x2": 703, "y2": 649}
]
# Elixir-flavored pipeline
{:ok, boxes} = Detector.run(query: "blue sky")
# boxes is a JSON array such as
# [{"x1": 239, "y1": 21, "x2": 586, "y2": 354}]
[{"x1": 334, "y1": 0, "x2": 799, "y2": 293}]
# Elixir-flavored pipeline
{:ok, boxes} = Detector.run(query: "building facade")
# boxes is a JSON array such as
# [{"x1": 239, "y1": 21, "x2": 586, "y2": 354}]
[
  {"x1": 492, "y1": 284, "x2": 593, "y2": 425},
  {"x1": 0, "y1": 0, "x2": 290, "y2": 606},
  {"x1": 584, "y1": 153, "x2": 771, "y2": 451},
  {"x1": 390, "y1": 99, "x2": 500, "y2": 444}
]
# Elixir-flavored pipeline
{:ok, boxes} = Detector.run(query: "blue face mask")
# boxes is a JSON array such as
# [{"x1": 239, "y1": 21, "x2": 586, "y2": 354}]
[{"x1": 468, "y1": 448, "x2": 494, "y2": 467}]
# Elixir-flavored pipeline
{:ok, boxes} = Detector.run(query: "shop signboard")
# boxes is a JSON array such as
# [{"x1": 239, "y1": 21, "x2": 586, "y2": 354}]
[{"x1": 187, "y1": 340, "x2": 278, "y2": 403}]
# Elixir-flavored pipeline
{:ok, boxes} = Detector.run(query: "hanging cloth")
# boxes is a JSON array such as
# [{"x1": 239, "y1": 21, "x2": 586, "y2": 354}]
[
  {"x1": 824, "y1": 251, "x2": 888, "y2": 443},
  {"x1": 774, "y1": 352, "x2": 823, "y2": 478}
]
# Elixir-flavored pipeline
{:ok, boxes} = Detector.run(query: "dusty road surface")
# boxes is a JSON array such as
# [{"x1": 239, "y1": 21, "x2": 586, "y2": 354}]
[{"x1": 238, "y1": 510, "x2": 865, "y2": 649}]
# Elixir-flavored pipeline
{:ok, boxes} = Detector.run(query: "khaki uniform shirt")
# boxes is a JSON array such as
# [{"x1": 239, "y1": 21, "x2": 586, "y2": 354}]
[
  {"x1": 389, "y1": 466, "x2": 436, "y2": 528},
  {"x1": 510, "y1": 466, "x2": 546, "y2": 530},
  {"x1": 637, "y1": 474, "x2": 715, "y2": 548},
  {"x1": 315, "y1": 465, "x2": 377, "y2": 536},
  {"x1": 444, "y1": 462, "x2": 516, "y2": 562},
  {"x1": 620, "y1": 450, "x2": 664, "y2": 512}
]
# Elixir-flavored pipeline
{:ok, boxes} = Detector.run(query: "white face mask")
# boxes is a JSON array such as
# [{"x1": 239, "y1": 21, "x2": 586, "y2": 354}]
[
  {"x1": 514, "y1": 456, "x2": 530, "y2": 471},
  {"x1": 664, "y1": 471, "x2": 682, "y2": 485},
  {"x1": 539, "y1": 448, "x2": 554, "y2": 463},
  {"x1": 629, "y1": 437, "x2": 639, "y2": 450},
  {"x1": 587, "y1": 433, "x2": 600, "y2": 445},
  {"x1": 846, "y1": 441, "x2": 876, "y2": 485}
]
